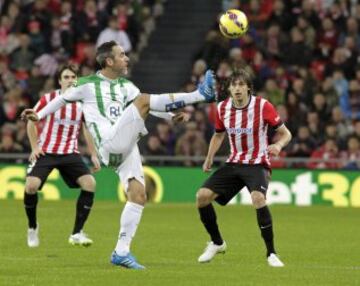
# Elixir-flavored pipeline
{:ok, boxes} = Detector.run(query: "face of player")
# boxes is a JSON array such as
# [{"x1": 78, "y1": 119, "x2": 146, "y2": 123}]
[
  {"x1": 108, "y1": 45, "x2": 129, "y2": 76},
  {"x1": 59, "y1": 69, "x2": 77, "y2": 91},
  {"x1": 229, "y1": 78, "x2": 250, "y2": 107}
]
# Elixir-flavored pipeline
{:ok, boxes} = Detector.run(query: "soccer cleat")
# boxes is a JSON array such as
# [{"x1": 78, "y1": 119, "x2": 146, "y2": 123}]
[
  {"x1": 198, "y1": 70, "x2": 218, "y2": 102},
  {"x1": 27, "y1": 224, "x2": 39, "y2": 248},
  {"x1": 110, "y1": 251, "x2": 146, "y2": 270},
  {"x1": 267, "y1": 253, "x2": 285, "y2": 267},
  {"x1": 198, "y1": 241, "x2": 227, "y2": 263},
  {"x1": 68, "y1": 230, "x2": 93, "y2": 247}
]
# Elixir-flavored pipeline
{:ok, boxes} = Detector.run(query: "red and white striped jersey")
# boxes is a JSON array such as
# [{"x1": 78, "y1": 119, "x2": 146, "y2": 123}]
[
  {"x1": 34, "y1": 90, "x2": 83, "y2": 154},
  {"x1": 215, "y1": 96, "x2": 283, "y2": 168}
]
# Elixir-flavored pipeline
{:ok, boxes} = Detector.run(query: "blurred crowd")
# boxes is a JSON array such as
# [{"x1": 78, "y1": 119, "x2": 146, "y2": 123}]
[
  {"x1": 0, "y1": 0, "x2": 164, "y2": 155},
  {"x1": 143, "y1": 0, "x2": 360, "y2": 169},
  {"x1": 0, "y1": 0, "x2": 360, "y2": 169}
]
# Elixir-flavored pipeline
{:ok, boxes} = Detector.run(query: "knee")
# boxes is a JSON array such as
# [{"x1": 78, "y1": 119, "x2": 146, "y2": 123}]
[
  {"x1": 251, "y1": 191, "x2": 266, "y2": 208},
  {"x1": 127, "y1": 180, "x2": 147, "y2": 205},
  {"x1": 25, "y1": 179, "x2": 40, "y2": 194},
  {"x1": 196, "y1": 188, "x2": 212, "y2": 208},
  {"x1": 79, "y1": 175, "x2": 96, "y2": 192}
]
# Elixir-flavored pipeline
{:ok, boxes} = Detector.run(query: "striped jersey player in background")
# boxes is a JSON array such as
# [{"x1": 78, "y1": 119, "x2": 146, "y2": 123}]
[
  {"x1": 196, "y1": 70, "x2": 292, "y2": 267},
  {"x1": 21, "y1": 41, "x2": 217, "y2": 269},
  {"x1": 25, "y1": 65, "x2": 100, "y2": 248}
]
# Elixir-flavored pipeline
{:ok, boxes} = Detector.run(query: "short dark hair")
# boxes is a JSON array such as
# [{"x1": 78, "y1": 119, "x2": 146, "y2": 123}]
[
  {"x1": 56, "y1": 64, "x2": 78, "y2": 81},
  {"x1": 96, "y1": 41, "x2": 118, "y2": 68}
]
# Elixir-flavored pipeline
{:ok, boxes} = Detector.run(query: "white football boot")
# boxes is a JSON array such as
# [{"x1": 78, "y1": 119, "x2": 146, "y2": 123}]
[
  {"x1": 27, "y1": 224, "x2": 39, "y2": 248},
  {"x1": 198, "y1": 241, "x2": 227, "y2": 263},
  {"x1": 267, "y1": 253, "x2": 285, "y2": 267},
  {"x1": 68, "y1": 230, "x2": 93, "y2": 247}
]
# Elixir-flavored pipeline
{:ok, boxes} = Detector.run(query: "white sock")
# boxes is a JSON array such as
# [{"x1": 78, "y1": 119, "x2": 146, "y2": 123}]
[
  {"x1": 115, "y1": 202, "x2": 144, "y2": 256},
  {"x1": 149, "y1": 90, "x2": 204, "y2": 112}
]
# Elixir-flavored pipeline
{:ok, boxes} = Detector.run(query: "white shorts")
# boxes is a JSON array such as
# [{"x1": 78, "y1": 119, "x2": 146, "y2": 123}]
[
  {"x1": 98, "y1": 104, "x2": 147, "y2": 190},
  {"x1": 116, "y1": 145, "x2": 145, "y2": 191}
]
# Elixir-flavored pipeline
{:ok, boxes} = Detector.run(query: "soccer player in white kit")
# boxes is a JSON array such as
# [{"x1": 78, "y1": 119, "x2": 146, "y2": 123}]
[{"x1": 21, "y1": 41, "x2": 217, "y2": 269}]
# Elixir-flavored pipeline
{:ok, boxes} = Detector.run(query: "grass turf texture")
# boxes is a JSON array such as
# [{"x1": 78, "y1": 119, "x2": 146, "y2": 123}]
[{"x1": 0, "y1": 200, "x2": 359, "y2": 286}]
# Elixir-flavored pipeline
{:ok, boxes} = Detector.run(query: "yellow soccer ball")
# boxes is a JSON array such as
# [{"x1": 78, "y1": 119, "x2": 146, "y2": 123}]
[{"x1": 219, "y1": 9, "x2": 249, "y2": 39}]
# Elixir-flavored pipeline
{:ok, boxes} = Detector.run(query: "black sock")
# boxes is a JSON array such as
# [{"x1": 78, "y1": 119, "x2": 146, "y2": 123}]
[
  {"x1": 256, "y1": 205, "x2": 275, "y2": 257},
  {"x1": 24, "y1": 192, "x2": 38, "y2": 229},
  {"x1": 198, "y1": 204, "x2": 223, "y2": 245},
  {"x1": 72, "y1": 190, "x2": 94, "y2": 234}
]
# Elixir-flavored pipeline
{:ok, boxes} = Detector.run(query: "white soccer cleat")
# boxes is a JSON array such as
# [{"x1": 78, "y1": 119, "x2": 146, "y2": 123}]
[
  {"x1": 198, "y1": 241, "x2": 227, "y2": 263},
  {"x1": 27, "y1": 224, "x2": 39, "y2": 248},
  {"x1": 267, "y1": 253, "x2": 284, "y2": 267},
  {"x1": 68, "y1": 231, "x2": 93, "y2": 247}
]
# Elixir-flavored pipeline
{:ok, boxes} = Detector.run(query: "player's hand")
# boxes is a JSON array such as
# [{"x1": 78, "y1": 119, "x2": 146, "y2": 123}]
[
  {"x1": 29, "y1": 147, "x2": 45, "y2": 162},
  {"x1": 21, "y1": 109, "x2": 39, "y2": 122},
  {"x1": 90, "y1": 154, "x2": 101, "y2": 173},
  {"x1": 202, "y1": 157, "x2": 213, "y2": 172},
  {"x1": 172, "y1": 112, "x2": 190, "y2": 123},
  {"x1": 267, "y1": 143, "x2": 282, "y2": 156}
]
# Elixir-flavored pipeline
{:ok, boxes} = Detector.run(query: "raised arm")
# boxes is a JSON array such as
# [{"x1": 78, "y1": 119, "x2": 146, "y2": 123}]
[
  {"x1": 203, "y1": 132, "x2": 226, "y2": 172},
  {"x1": 21, "y1": 87, "x2": 84, "y2": 122}
]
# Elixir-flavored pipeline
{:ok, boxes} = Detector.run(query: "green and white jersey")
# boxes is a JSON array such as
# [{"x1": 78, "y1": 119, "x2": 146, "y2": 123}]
[{"x1": 73, "y1": 73, "x2": 140, "y2": 146}]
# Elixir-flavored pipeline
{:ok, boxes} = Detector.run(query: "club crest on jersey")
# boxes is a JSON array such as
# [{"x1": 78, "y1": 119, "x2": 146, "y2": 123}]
[
  {"x1": 226, "y1": 127, "x2": 253, "y2": 134},
  {"x1": 106, "y1": 102, "x2": 122, "y2": 121}
]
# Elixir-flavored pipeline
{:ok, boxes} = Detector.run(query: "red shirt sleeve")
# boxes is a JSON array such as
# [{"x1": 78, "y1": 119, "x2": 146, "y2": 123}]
[
  {"x1": 34, "y1": 95, "x2": 47, "y2": 112},
  {"x1": 263, "y1": 100, "x2": 282, "y2": 128},
  {"x1": 215, "y1": 106, "x2": 225, "y2": 132}
]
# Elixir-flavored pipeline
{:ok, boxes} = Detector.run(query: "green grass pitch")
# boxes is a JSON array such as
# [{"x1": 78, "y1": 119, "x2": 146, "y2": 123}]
[{"x1": 0, "y1": 200, "x2": 359, "y2": 286}]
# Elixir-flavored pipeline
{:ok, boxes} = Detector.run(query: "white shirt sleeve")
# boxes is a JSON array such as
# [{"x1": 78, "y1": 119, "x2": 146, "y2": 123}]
[
  {"x1": 126, "y1": 82, "x2": 141, "y2": 102},
  {"x1": 37, "y1": 87, "x2": 84, "y2": 120}
]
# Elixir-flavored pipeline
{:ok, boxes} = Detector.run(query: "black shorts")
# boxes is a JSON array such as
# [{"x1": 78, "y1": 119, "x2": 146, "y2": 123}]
[
  {"x1": 201, "y1": 164, "x2": 271, "y2": 206},
  {"x1": 27, "y1": 153, "x2": 91, "y2": 190}
]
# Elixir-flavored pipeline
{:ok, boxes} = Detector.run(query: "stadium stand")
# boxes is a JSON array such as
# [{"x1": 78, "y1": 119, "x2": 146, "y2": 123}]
[{"x1": 0, "y1": 0, "x2": 359, "y2": 169}]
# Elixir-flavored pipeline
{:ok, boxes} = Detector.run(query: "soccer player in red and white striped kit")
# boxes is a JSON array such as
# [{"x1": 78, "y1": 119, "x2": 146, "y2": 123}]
[
  {"x1": 196, "y1": 69, "x2": 292, "y2": 267},
  {"x1": 24, "y1": 65, "x2": 100, "y2": 248}
]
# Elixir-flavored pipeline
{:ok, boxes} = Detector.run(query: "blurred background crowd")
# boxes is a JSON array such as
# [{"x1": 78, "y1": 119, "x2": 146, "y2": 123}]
[{"x1": 0, "y1": 0, "x2": 359, "y2": 169}]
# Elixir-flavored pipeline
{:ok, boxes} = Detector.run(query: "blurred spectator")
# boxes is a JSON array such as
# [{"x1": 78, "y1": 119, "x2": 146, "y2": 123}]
[
  {"x1": 310, "y1": 93, "x2": 331, "y2": 122},
  {"x1": 26, "y1": 65, "x2": 47, "y2": 105},
  {"x1": 283, "y1": 27, "x2": 312, "y2": 66},
  {"x1": 196, "y1": 30, "x2": 229, "y2": 69},
  {"x1": 267, "y1": 0, "x2": 292, "y2": 32},
  {"x1": 9, "y1": 34, "x2": 35, "y2": 77},
  {"x1": 0, "y1": 125, "x2": 23, "y2": 153},
  {"x1": 306, "y1": 111, "x2": 323, "y2": 144},
  {"x1": 175, "y1": 122, "x2": 207, "y2": 166},
  {"x1": 331, "y1": 106, "x2": 352, "y2": 138},
  {"x1": 340, "y1": 136, "x2": 360, "y2": 170},
  {"x1": 27, "y1": 20, "x2": 47, "y2": 57},
  {"x1": 296, "y1": 15, "x2": 316, "y2": 49},
  {"x1": 191, "y1": 59, "x2": 207, "y2": 85},
  {"x1": 76, "y1": 0, "x2": 108, "y2": 42},
  {"x1": 143, "y1": 135, "x2": 167, "y2": 156},
  {"x1": 114, "y1": 2, "x2": 140, "y2": 49},
  {"x1": 289, "y1": 126, "x2": 316, "y2": 158},
  {"x1": 340, "y1": 80, "x2": 360, "y2": 120},
  {"x1": 96, "y1": 16, "x2": 132, "y2": 53},
  {"x1": 156, "y1": 121, "x2": 176, "y2": 155},
  {"x1": 262, "y1": 24, "x2": 286, "y2": 60},
  {"x1": 308, "y1": 138, "x2": 340, "y2": 169},
  {"x1": 264, "y1": 79, "x2": 284, "y2": 106},
  {"x1": 58, "y1": 0, "x2": 75, "y2": 55}
]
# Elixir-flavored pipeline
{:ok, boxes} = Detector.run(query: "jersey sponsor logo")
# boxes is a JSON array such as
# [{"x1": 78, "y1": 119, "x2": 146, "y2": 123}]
[
  {"x1": 226, "y1": 127, "x2": 253, "y2": 135},
  {"x1": 106, "y1": 102, "x2": 123, "y2": 121}
]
